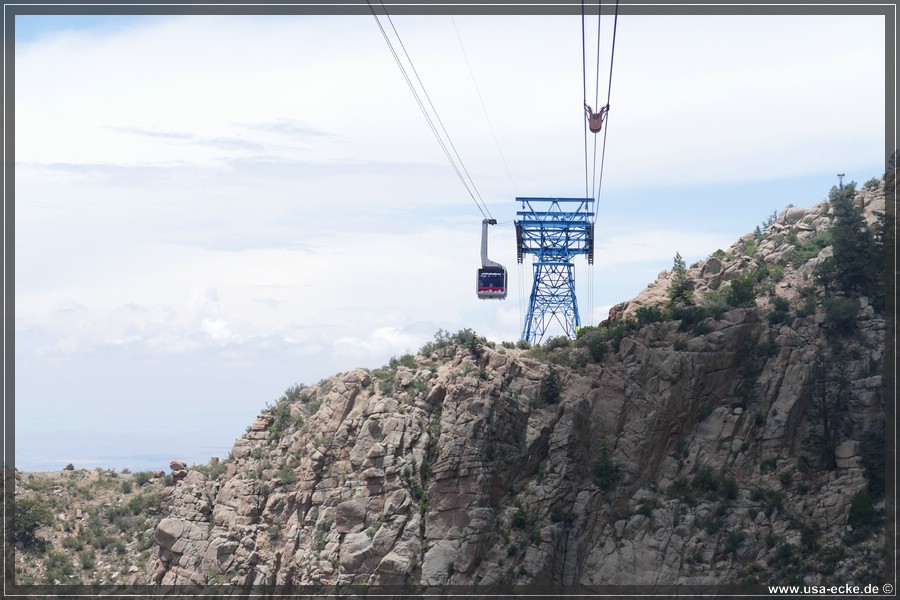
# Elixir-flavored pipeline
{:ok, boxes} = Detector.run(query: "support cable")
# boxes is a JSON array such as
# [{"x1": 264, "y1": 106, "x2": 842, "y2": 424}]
[
  {"x1": 379, "y1": 2, "x2": 492, "y2": 219},
  {"x1": 451, "y1": 16, "x2": 519, "y2": 197},
  {"x1": 589, "y1": 4, "x2": 602, "y2": 222},
  {"x1": 593, "y1": 0, "x2": 619, "y2": 210},
  {"x1": 367, "y1": 0, "x2": 492, "y2": 220},
  {"x1": 581, "y1": 0, "x2": 590, "y2": 200}
]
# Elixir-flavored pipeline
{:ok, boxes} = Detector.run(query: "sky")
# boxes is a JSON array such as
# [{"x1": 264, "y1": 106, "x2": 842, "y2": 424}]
[{"x1": 9, "y1": 7, "x2": 888, "y2": 472}]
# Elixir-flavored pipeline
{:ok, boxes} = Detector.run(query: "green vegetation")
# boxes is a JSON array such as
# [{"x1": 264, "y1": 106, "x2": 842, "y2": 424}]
[
  {"x1": 795, "y1": 286, "x2": 817, "y2": 318},
  {"x1": 267, "y1": 517, "x2": 284, "y2": 541},
  {"x1": 863, "y1": 177, "x2": 879, "y2": 189},
  {"x1": 859, "y1": 430, "x2": 885, "y2": 499},
  {"x1": 843, "y1": 488, "x2": 883, "y2": 545},
  {"x1": 666, "y1": 477, "x2": 696, "y2": 505},
  {"x1": 419, "y1": 328, "x2": 486, "y2": 358},
  {"x1": 536, "y1": 368, "x2": 562, "y2": 406},
  {"x1": 667, "y1": 252, "x2": 695, "y2": 308},
  {"x1": 814, "y1": 182, "x2": 884, "y2": 309},
  {"x1": 789, "y1": 231, "x2": 832, "y2": 267},
  {"x1": 14, "y1": 497, "x2": 53, "y2": 550},
  {"x1": 847, "y1": 490, "x2": 875, "y2": 529},
  {"x1": 263, "y1": 391, "x2": 309, "y2": 441},
  {"x1": 724, "y1": 274, "x2": 757, "y2": 308},
  {"x1": 591, "y1": 441, "x2": 623, "y2": 490},
  {"x1": 510, "y1": 506, "x2": 528, "y2": 529},
  {"x1": 44, "y1": 550, "x2": 75, "y2": 584},
  {"x1": 768, "y1": 295, "x2": 791, "y2": 325},
  {"x1": 550, "y1": 507, "x2": 575, "y2": 525},
  {"x1": 692, "y1": 467, "x2": 738, "y2": 501},
  {"x1": 822, "y1": 297, "x2": 859, "y2": 336},
  {"x1": 192, "y1": 459, "x2": 229, "y2": 481},
  {"x1": 276, "y1": 463, "x2": 297, "y2": 485},
  {"x1": 724, "y1": 531, "x2": 745, "y2": 556},
  {"x1": 390, "y1": 354, "x2": 418, "y2": 369},
  {"x1": 281, "y1": 383, "x2": 306, "y2": 403}
]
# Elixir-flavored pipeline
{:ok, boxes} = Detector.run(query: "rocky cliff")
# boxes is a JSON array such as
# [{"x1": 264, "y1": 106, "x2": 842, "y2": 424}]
[{"x1": 143, "y1": 179, "x2": 889, "y2": 591}]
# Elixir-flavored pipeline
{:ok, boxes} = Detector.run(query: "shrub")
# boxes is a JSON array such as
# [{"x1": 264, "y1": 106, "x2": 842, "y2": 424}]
[
  {"x1": 768, "y1": 296, "x2": 791, "y2": 325},
  {"x1": 790, "y1": 232, "x2": 832, "y2": 266},
  {"x1": 578, "y1": 330, "x2": 607, "y2": 362},
  {"x1": 78, "y1": 548, "x2": 96, "y2": 570},
  {"x1": 795, "y1": 286, "x2": 817, "y2": 318},
  {"x1": 14, "y1": 498, "x2": 52, "y2": 550},
  {"x1": 691, "y1": 320, "x2": 712, "y2": 335},
  {"x1": 390, "y1": 354, "x2": 417, "y2": 369},
  {"x1": 725, "y1": 531, "x2": 745, "y2": 555},
  {"x1": 671, "y1": 304, "x2": 708, "y2": 332},
  {"x1": 550, "y1": 507, "x2": 574, "y2": 525},
  {"x1": 860, "y1": 430, "x2": 885, "y2": 498},
  {"x1": 64, "y1": 463, "x2": 75, "y2": 471},
  {"x1": 635, "y1": 305, "x2": 667, "y2": 327},
  {"x1": 44, "y1": 550, "x2": 75, "y2": 583},
  {"x1": 543, "y1": 336, "x2": 571, "y2": 351},
  {"x1": 771, "y1": 296, "x2": 790, "y2": 312},
  {"x1": 459, "y1": 329, "x2": 485, "y2": 357},
  {"x1": 847, "y1": 490, "x2": 875, "y2": 529},
  {"x1": 510, "y1": 506, "x2": 528, "y2": 529},
  {"x1": 704, "y1": 516, "x2": 722, "y2": 534},
  {"x1": 134, "y1": 471, "x2": 153, "y2": 487},
  {"x1": 691, "y1": 467, "x2": 737, "y2": 500},
  {"x1": 725, "y1": 275, "x2": 757, "y2": 308},
  {"x1": 799, "y1": 522, "x2": 820, "y2": 551},
  {"x1": 823, "y1": 297, "x2": 859, "y2": 335},
  {"x1": 276, "y1": 464, "x2": 297, "y2": 485},
  {"x1": 419, "y1": 329, "x2": 454, "y2": 355},
  {"x1": 282, "y1": 383, "x2": 306, "y2": 403},
  {"x1": 267, "y1": 517, "x2": 283, "y2": 541},
  {"x1": 721, "y1": 477, "x2": 739, "y2": 500},
  {"x1": 636, "y1": 497, "x2": 658, "y2": 517},
  {"x1": 591, "y1": 442, "x2": 623, "y2": 490},
  {"x1": 769, "y1": 263, "x2": 785, "y2": 282},
  {"x1": 768, "y1": 310, "x2": 790, "y2": 325},
  {"x1": 666, "y1": 477, "x2": 696, "y2": 505},
  {"x1": 538, "y1": 368, "x2": 562, "y2": 405},
  {"x1": 700, "y1": 290, "x2": 728, "y2": 318}
]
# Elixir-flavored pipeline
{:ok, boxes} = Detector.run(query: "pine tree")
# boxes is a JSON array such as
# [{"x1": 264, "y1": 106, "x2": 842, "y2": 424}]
[
  {"x1": 815, "y1": 182, "x2": 882, "y2": 304},
  {"x1": 668, "y1": 252, "x2": 695, "y2": 308}
]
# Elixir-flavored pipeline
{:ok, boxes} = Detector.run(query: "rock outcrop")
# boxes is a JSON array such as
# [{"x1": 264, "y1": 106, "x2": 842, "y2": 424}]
[
  {"x1": 607, "y1": 180, "x2": 886, "y2": 323},
  {"x1": 144, "y1": 179, "x2": 888, "y2": 590}
]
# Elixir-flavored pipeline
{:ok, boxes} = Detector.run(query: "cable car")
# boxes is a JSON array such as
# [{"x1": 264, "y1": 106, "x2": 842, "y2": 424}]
[{"x1": 476, "y1": 218, "x2": 507, "y2": 299}]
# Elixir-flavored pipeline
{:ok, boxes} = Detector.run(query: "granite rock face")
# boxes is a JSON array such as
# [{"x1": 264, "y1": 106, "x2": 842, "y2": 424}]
[{"x1": 146, "y1": 181, "x2": 888, "y2": 588}]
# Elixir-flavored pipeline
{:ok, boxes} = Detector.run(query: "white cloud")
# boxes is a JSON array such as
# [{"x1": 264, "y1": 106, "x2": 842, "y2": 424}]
[{"x1": 332, "y1": 326, "x2": 426, "y2": 363}]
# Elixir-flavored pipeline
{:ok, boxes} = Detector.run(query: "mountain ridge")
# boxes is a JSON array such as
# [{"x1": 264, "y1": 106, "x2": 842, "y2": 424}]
[{"x1": 11, "y1": 175, "x2": 891, "y2": 590}]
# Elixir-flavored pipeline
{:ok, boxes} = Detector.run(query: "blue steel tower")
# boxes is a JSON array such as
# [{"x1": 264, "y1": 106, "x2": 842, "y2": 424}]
[{"x1": 515, "y1": 197, "x2": 594, "y2": 345}]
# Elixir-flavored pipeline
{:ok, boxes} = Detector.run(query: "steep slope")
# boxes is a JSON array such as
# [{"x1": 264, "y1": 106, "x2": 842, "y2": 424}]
[{"x1": 142, "y1": 179, "x2": 889, "y2": 590}]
